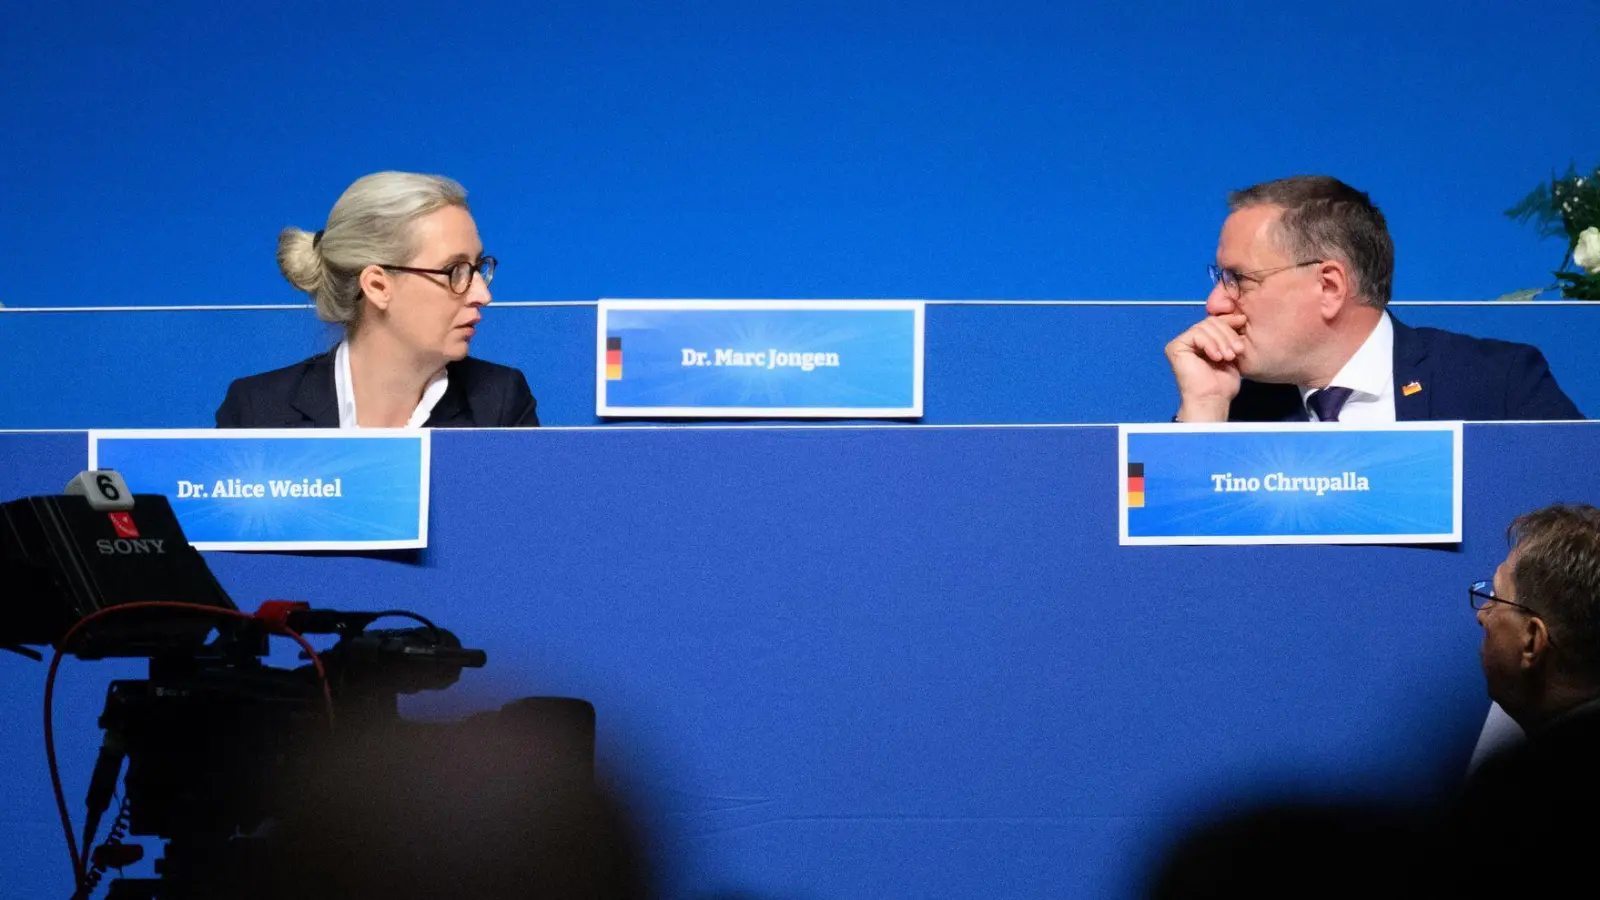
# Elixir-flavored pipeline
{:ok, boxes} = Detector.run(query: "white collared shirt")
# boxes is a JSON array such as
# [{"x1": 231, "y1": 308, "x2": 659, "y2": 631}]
[
  {"x1": 334, "y1": 341, "x2": 449, "y2": 429},
  {"x1": 1297, "y1": 312, "x2": 1396, "y2": 423}
]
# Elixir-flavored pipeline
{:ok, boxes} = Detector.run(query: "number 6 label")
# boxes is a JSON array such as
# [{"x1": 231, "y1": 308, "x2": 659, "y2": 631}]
[{"x1": 64, "y1": 469, "x2": 135, "y2": 511}]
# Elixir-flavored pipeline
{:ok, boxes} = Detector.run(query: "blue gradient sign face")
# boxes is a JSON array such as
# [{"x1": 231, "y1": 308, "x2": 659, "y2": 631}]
[
  {"x1": 597, "y1": 300, "x2": 924, "y2": 417},
  {"x1": 88, "y1": 430, "x2": 430, "y2": 550},
  {"x1": 1118, "y1": 423, "x2": 1462, "y2": 545}
]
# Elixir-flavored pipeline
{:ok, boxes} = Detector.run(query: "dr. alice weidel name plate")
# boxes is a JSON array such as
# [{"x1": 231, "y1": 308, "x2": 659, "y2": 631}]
[
  {"x1": 1118, "y1": 422, "x2": 1462, "y2": 546},
  {"x1": 89, "y1": 430, "x2": 430, "y2": 551},
  {"x1": 596, "y1": 300, "x2": 924, "y2": 418}
]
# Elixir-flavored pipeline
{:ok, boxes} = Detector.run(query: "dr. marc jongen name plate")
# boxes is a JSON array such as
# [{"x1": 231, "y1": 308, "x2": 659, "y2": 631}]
[{"x1": 597, "y1": 299, "x2": 924, "y2": 418}]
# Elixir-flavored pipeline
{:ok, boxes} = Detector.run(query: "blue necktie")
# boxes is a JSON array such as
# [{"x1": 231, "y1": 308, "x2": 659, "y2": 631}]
[{"x1": 1306, "y1": 386, "x2": 1355, "y2": 422}]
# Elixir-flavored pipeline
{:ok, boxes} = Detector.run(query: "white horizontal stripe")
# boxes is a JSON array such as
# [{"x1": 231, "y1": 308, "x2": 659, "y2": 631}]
[
  {"x1": 3, "y1": 299, "x2": 1598, "y2": 313},
  {"x1": 5, "y1": 421, "x2": 1597, "y2": 437}
]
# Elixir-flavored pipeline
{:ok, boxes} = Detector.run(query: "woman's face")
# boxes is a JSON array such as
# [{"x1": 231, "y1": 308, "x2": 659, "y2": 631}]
[{"x1": 367, "y1": 205, "x2": 492, "y2": 365}]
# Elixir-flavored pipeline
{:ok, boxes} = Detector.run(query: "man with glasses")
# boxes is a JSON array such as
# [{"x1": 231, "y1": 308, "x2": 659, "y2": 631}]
[
  {"x1": 1470, "y1": 504, "x2": 1600, "y2": 753},
  {"x1": 1451, "y1": 504, "x2": 1600, "y2": 889},
  {"x1": 1164, "y1": 175, "x2": 1582, "y2": 423}
]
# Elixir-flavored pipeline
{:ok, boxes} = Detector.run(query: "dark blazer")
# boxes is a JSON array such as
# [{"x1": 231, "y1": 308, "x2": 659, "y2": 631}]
[
  {"x1": 1229, "y1": 318, "x2": 1583, "y2": 422},
  {"x1": 1449, "y1": 698, "x2": 1600, "y2": 891},
  {"x1": 215, "y1": 351, "x2": 540, "y2": 428}
]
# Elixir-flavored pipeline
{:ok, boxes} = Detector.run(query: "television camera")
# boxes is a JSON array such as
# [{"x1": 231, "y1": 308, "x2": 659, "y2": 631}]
[{"x1": 1, "y1": 470, "x2": 494, "y2": 900}]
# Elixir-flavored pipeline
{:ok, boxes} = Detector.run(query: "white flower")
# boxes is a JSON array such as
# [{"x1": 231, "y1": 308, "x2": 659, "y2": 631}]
[{"x1": 1576, "y1": 226, "x2": 1600, "y2": 275}]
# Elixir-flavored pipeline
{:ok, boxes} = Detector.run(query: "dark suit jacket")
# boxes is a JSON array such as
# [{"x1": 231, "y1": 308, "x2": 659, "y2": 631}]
[
  {"x1": 215, "y1": 351, "x2": 540, "y2": 428},
  {"x1": 1449, "y1": 697, "x2": 1600, "y2": 891},
  {"x1": 1228, "y1": 318, "x2": 1583, "y2": 421}
]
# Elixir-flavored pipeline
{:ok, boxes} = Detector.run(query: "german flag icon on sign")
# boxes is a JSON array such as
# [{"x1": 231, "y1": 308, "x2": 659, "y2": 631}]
[
  {"x1": 606, "y1": 337, "x2": 622, "y2": 381},
  {"x1": 1127, "y1": 462, "x2": 1145, "y2": 508}
]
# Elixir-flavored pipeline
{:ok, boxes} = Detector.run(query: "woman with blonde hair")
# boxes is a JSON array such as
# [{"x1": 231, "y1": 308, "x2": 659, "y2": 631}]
[{"x1": 216, "y1": 172, "x2": 539, "y2": 428}]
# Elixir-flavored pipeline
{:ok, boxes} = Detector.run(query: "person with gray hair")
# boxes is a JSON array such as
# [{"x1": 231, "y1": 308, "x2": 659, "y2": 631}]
[
  {"x1": 1164, "y1": 175, "x2": 1580, "y2": 424},
  {"x1": 216, "y1": 171, "x2": 539, "y2": 428},
  {"x1": 1446, "y1": 504, "x2": 1600, "y2": 896}
]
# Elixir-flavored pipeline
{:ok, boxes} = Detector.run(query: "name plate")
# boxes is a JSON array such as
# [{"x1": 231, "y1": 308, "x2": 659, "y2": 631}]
[
  {"x1": 597, "y1": 299, "x2": 924, "y2": 417},
  {"x1": 1118, "y1": 423, "x2": 1462, "y2": 545},
  {"x1": 88, "y1": 429, "x2": 430, "y2": 551}
]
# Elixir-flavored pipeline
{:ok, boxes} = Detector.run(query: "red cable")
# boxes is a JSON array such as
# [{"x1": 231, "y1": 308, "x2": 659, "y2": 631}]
[{"x1": 44, "y1": 601, "x2": 336, "y2": 893}]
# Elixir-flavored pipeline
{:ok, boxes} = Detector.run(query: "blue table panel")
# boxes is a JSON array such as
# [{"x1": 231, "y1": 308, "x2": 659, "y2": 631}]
[{"x1": 2, "y1": 423, "x2": 1597, "y2": 898}]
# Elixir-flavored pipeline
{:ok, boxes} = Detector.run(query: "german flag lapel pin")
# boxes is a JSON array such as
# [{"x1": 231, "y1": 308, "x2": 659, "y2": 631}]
[{"x1": 1402, "y1": 381, "x2": 1423, "y2": 397}]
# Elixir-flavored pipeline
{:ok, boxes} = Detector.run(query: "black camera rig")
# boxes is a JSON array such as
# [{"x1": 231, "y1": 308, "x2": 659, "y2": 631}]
[{"x1": 1, "y1": 471, "x2": 491, "y2": 900}]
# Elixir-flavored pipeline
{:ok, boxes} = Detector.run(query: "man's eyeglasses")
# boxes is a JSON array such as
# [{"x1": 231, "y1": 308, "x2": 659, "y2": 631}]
[
  {"x1": 1465, "y1": 582, "x2": 1555, "y2": 637},
  {"x1": 1207, "y1": 260, "x2": 1324, "y2": 299},
  {"x1": 1470, "y1": 580, "x2": 1535, "y2": 613},
  {"x1": 381, "y1": 256, "x2": 497, "y2": 295}
]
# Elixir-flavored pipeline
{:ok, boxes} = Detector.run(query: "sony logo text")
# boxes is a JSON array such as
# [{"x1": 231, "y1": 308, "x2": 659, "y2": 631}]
[{"x1": 96, "y1": 538, "x2": 166, "y2": 555}]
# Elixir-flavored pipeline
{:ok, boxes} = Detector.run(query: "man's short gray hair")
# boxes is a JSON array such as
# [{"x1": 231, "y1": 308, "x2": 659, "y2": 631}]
[{"x1": 1228, "y1": 175, "x2": 1394, "y2": 309}]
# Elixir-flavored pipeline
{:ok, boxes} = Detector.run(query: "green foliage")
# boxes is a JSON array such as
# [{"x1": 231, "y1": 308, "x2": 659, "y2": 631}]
[
  {"x1": 1505, "y1": 179, "x2": 1569, "y2": 242},
  {"x1": 1504, "y1": 162, "x2": 1600, "y2": 300},
  {"x1": 1492, "y1": 287, "x2": 1549, "y2": 303},
  {"x1": 1554, "y1": 269, "x2": 1600, "y2": 301}
]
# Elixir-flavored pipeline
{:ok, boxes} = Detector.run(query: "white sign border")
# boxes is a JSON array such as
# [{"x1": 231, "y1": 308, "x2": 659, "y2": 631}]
[
  {"x1": 88, "y1": 428, "x2": 431, "y2": 552},
  {"x1": 1117, "y1": 421, "x2": 1464, "y2": 546},
  {"x1": 595, "y1": 299, "x2": 925, "y2": 418}
]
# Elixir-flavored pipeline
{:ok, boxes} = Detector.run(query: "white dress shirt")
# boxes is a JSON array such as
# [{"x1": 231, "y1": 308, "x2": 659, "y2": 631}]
[
  {"x1": 1296, "y1": 313, "x2": 1396, "y2": 423},
  {"x1": 1287, "y1": 313, "x2": 1524, "y2": 772},
  {"x1": 1468, "y1": 702, "x2": 1524, "y2": 774},
  {"x1": 334, "y1": 340, "x2": 448, "y2": 429}
]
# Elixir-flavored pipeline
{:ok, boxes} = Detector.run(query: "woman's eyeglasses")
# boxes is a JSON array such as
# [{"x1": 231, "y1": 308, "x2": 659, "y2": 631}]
[{"x1": 381, "y1": 256, "x2": 497, "y2": 294}]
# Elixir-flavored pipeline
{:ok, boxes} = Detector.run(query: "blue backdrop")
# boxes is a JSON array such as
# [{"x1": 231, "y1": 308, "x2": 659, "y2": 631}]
[
  {"x1": 5, "y1": 2, "x2": 1600, "y2": 896},
  {"x1": 3, "y1": 1, "x2": 1597, "y2": 309},
  {"x1": 3, "y1": 424, "x2": 1599, "y2": 899}
]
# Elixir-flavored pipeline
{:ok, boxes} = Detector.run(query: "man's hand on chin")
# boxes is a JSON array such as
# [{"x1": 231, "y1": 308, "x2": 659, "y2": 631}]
[{"x1": 1166, "y1": 313, "x2": 1248, "y2": 422}]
